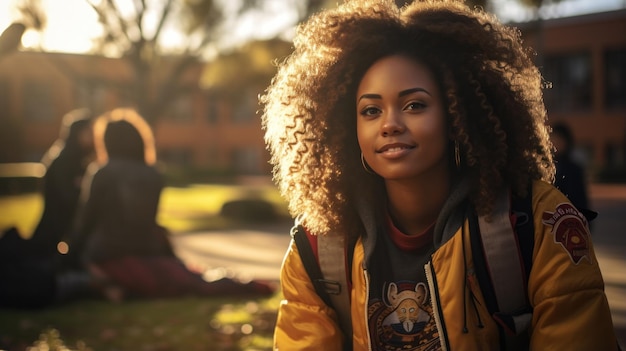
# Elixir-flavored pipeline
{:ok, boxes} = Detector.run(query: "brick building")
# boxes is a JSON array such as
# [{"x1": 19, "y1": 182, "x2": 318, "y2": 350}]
[
  {"x1": 0, "y1": 10, "x2": 624, "y2": 179},
  {"x1": 0, "y1": 44, "x2": 277, "y2": 176},
  {"x1": 519, "y1": 9, "x2": 626, "y2": 177}
]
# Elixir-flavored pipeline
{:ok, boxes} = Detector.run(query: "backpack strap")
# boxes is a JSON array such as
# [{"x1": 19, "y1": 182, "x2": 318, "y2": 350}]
[
  {"x1": 291, "y1": 225, "x2": 333, "y2": 306},
  {"x1": 478, "y1": 190, "x2": 530, "y2": 324},
  {"x1": 471, "y1": 187, "x2": 534, "y2": 350},
  {"x1": 318, "y1": 232, "x2": 353, "y2": 341},
  {"x1": 291, "y1": 225, "x2": 353, "y2": 348}
]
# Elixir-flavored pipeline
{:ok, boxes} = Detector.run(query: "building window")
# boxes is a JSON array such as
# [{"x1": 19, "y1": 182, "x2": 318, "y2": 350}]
[
  {"x1": 231, "y1": 92, "x2": 255, "y2": 124},
  {"x1": 604, "y1": 143, "x2": 624, "y2": 168},
  {"x1": 165, "y1": 95, "x2": 193, "y2": 122},
  {"x1": 159, "y1": 148, "x2": 192, "y2": 166},
  {"x1": 605, "y1": 48, "x2": 626, "y2": 109},
  {"x1": 75, "y1": 83, "x2": 108, "y2": 114},
  {"x1": 543, "y1": 52, "x2": 592, "y2": 112},
  {"x1": 206, "y1": 93, "x2": 219, "y2": 124},
  {"x1": 23, "y1": 80, "x2": 55, "y2": 121},
  {"x1": 232, "y1": 147, "x2": 260, "y2": 174}
]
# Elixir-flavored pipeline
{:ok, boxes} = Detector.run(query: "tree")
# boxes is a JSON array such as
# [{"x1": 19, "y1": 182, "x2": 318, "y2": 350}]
[
  {"x1": 11, "y1": 0, "x2": 324, "y2": 124},
  {"x1": 84, "y1": 0, "x2": 298, "y2": 123}
]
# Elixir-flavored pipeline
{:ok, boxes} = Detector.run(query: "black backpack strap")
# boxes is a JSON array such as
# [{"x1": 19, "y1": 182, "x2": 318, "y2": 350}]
[
  {"x1": 291, "y1": 224, "x2": 333, "y2": 307},
  {"x1": 291, "y1": 224, "x2": 354, "y2": 350},
  {"x1": 470, "y1": 185, "x2": 535, "y2": 350},
  {"x1": 511, "y1": 187, "x2": 535, "y2": 284}
]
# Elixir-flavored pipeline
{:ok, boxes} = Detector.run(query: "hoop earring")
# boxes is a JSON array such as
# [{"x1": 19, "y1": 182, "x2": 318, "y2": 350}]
[
  {"x1": 361, "y1": 153, "x2": 375, "y2": 175},
  {"x1": 454, "y1": 141, "x2": 461, "y2": 169}
]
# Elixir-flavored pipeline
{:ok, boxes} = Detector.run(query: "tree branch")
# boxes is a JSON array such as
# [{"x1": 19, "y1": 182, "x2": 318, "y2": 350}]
[
  {"x1": 105, "y1": 0, "x2": 132, "y2": 43},
  {"x1": 151, "y1": 0, "x2": 173, "y2": 44}
]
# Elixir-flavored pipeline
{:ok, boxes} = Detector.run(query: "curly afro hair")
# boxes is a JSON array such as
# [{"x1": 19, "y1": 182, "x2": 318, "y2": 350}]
[{"x1": 260, "y1": 0, "x2": 554, "y2": 238}]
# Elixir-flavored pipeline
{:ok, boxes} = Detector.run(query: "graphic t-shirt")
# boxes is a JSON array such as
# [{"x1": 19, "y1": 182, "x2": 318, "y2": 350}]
[{"x1": 367, "y1": 216, "x2": 441, "y2": 351}]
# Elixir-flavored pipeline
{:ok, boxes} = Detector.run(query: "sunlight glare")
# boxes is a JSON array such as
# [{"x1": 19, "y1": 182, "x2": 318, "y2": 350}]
[
  {"x1": 38, "y1": 0, "x2": 101, "y2": 53},
  {"x1": 20, "y1": 30, "x2": 40, "y2": 49}
]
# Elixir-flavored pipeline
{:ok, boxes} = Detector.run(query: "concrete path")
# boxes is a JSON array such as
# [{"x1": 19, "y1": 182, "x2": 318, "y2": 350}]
[
  {"x1": 171, "y1": 221, "x2": 292, "y2": 282},
  {"x1": 170, "y1": 183, "x2": 626, "y2": 346},
  {"x1": 587, "y1": 184, "x2": 626, "y2": 347}
]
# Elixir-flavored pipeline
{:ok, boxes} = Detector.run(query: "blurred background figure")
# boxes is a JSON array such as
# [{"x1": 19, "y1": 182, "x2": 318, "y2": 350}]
[
  {"x1": 67, "y1": 108, "x2": 273, "y2": 301},
  {"x1": 551, "y1": 122, "x2": 597, "y2": 222},
  {"x1": 67, "y1": 108, "x2": 163, "y2": 272},
  {"x1": 0, "y1": 108, "x2": 94, "y2": 309},
  {"x1": 30, "y1": 108, "x2": 95, "y2": 257}
]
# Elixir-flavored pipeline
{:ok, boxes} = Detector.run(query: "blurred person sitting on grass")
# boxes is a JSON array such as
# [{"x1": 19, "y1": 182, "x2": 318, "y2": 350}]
[
  {"x1": 67, "y1": 108, "x2": 274, "y2": 302},
  {"x1": 30, "y1": 108, "x2": 95, "y2": 258},
  {"x1": 0, "y1": 108, "x2": 95, "y2": 309}
]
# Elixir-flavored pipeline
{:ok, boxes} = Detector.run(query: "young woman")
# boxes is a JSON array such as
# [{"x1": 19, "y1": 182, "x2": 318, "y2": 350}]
[{"x1": 261, "y1": 0, "x2": 619, "y2": 350}]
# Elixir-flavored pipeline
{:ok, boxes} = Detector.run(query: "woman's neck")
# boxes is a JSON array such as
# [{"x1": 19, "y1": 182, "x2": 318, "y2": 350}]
[{"x1": 385, "y1": 174, "x2": 451, "y2": 236}]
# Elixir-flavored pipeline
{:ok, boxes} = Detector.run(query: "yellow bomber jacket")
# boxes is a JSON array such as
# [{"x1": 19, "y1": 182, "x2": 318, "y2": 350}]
[{"x1": 274, "y1": 181, "x2": 619, "y2": 350}]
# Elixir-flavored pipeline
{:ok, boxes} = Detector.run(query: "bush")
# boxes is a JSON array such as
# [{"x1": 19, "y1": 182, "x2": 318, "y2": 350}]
[{"x1": 220, "y1": 199, "x2": 277, "y2": 222}]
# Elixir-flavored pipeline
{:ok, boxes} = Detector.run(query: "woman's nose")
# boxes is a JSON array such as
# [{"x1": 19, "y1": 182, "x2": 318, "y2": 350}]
[{"x1": 381, "y1": 111, "x2": 405, "y2": 136}]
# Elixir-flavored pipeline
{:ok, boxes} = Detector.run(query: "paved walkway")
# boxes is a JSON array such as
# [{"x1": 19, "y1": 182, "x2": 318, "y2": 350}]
[
  {"x1": 171, "y1": 221, "x2": 292, "y2": 282},
  {"x1": 170, "y1": 183, "x2": 626, "y2": 346},
  {"x1": 586, "y1": 184, "x2": 626, "y2": 347}
]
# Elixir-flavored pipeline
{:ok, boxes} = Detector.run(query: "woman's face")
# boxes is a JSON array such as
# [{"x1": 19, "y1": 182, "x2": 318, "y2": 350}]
[{"x1": 356, "y1": 55, "x2": 449, "y2": 182}]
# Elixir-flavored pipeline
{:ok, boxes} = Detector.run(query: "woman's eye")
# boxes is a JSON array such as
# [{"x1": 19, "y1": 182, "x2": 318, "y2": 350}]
[
  {"x1": 405, "y1": 101, "x2": 426, "y2": 111},
  {"x1": 360, "y1": 106, "x2": 380, "y2": 116}
]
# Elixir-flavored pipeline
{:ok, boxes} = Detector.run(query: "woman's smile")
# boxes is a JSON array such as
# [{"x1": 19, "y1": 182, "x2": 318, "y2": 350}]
[{"x1": 377, "y1": 142, "x2": 416, "y2": 159}]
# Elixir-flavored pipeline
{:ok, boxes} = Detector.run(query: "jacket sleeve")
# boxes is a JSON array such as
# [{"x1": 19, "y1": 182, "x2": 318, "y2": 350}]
[
  {"x1": 274, "y1": 238, "x2": 345, "y2": 351},
  {"x1": 528, "y1": 181, "x2": 619, "y2": 350}
]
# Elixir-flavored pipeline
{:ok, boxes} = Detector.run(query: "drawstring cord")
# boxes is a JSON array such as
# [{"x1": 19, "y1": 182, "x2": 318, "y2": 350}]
[
  {"x1": 461, "y1": 221, "x2": 485, "y2": 332},
  {"x1": 470, "y1": 289, "x2": 485, "y2": 328},
  {"x1": 461, "y1": 224, "x2": 469, "y2": 333}
]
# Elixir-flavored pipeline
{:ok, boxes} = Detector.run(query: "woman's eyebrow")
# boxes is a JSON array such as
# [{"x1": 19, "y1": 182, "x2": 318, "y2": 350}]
[
  {"x1": 358, "y1": 87, "x2": 431, "y2": 102},
  {"x1": 357, "y1": 93, "x2": 381, "y2": 102},
  {"x1": 399, "y1": 87, "x2": 430, "y2": 97}
]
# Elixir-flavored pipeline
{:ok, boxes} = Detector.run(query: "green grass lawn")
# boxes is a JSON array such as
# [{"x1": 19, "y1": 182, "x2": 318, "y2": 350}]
[
  {"x1": 0, "y1": 295, "x2": 282, "y2": 351},
  {"x1": 0, "y1": 183, "x2": 289, "y2": 351},
  {"x1": 0, "y1": 183, "x2": 290, "y2": 237}
]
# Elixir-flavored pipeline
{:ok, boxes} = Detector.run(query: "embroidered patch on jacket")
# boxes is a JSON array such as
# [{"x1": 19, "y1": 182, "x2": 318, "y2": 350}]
[{"x1": 542, "y1": 203, "x2": 591, "y2": 264}]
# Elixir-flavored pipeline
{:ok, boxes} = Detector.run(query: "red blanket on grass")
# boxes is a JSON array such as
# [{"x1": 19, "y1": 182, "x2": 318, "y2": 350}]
[{"x1": 97, "y1": 256, "x2": 273, "y2": 298}]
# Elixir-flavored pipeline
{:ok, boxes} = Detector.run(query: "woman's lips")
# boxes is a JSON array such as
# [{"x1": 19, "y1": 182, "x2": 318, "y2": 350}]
[{"x1": 377, "y1": 143, "x2": 415, "y2": 159}]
